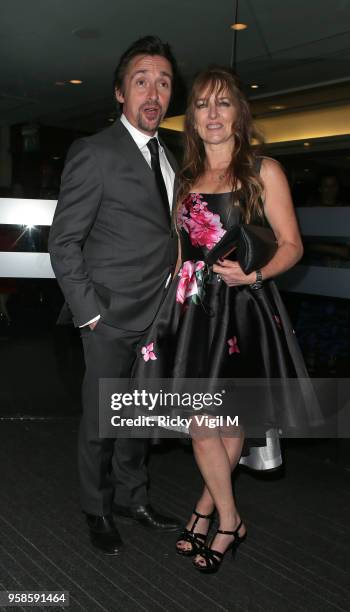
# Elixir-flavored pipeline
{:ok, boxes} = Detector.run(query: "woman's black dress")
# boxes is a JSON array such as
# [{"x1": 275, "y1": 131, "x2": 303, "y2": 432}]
[{"x1": 133, "y1": 192, "x2": 322, "y2": 470}]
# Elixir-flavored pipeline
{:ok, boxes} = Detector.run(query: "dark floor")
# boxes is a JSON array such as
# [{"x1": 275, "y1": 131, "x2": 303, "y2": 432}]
[
  {"x1": 0, "y1": 296, "x2": 350, "y2": 611},
  {"x1": 0, "y1": 420, "x2": 349, "y2": 612}
]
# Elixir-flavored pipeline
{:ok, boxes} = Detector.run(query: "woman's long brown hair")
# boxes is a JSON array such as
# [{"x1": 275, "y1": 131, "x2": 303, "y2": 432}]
[{"x1": 177, "y1": 67, "x2": 264, "y2": 223}]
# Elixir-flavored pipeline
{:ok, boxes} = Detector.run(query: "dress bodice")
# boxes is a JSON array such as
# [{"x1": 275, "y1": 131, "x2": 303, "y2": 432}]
[{"x1": 177, "y1": 192, "x2": 242, "y2": 262}]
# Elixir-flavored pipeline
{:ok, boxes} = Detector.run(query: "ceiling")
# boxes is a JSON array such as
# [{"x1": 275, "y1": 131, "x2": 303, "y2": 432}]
[{"x1": 1, "y1": 0, "x2": 350, "y2": 133}]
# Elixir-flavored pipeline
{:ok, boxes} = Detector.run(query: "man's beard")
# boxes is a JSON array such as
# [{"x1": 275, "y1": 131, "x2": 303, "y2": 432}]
[{"x1": 137, "y1": 103, "x2": 164, "y2": 133}]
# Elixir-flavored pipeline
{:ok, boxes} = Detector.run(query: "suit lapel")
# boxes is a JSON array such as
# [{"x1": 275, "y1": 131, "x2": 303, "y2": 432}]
[{"x1": 111, "y1": 120, "x2": 155, "y2": 190}]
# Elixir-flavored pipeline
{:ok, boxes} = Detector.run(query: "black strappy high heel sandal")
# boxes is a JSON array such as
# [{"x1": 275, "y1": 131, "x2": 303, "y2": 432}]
[
  {"x1": 192, "y1": 519, "x2": 246, "y2": 573},
  {"x1": 176, "y1": 509, "x2": 215, "y2": 557}
]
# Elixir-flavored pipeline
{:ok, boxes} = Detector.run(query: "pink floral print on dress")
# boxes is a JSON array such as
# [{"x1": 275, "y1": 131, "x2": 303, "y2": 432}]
[
  {"x1": 178, "y1": 194, "x2": 226, "y2": 249},
  {"x1": 176, "y1": 260, "x2": 205, "y2": 304},
  {"x1": 228, "y1": 336, "x2": 240, "y2": 354},
  {"x1": 141, "y1": 342, "x2": 157, "y2": 362}
]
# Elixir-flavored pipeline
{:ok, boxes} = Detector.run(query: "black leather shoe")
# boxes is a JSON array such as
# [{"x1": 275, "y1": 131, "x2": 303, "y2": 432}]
[
  {"x1": 86, "y1": 514, "x2": 123, "y2": 555},
  {"x1": 113, "y1": 503, "x2": 181, "y2": 531}
]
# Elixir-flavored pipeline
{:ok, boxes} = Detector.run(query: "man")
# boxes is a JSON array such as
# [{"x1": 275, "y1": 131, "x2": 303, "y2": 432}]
[{"x1": 49, "y1": 36, "x2": 180, "y2": 554}]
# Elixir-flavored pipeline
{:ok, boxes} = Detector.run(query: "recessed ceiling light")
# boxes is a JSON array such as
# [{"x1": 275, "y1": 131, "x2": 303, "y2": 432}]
[
  {"x1": 303, "y1": 142, "x2": 311, "y2": 147},
  {"x1": 269, "y1": 105, "x2": 286, "y2": 111},
  {"x1": 69, "y1": 79, "x2": 83, "y2": 85},
  {"x1": 55, "y1": 81, "x2": 65, "y2": 86},
  {"x1": 52, "y1": 156, "x2": 61, "y2": 160},
  {"x1": 108, "y1": 117, "x2": 115, "y2": 123},
  {"x1": 231, "y1": 23, "x2": 248, "y2": 30},
  {"x1": 250, "y1": 84, "x2": 259, "y2": 89}
]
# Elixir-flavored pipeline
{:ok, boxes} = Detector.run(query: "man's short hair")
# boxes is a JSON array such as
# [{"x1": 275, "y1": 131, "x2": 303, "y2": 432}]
[{"x1": 113, "y1": 35, "x2": 178, "y2": 95}]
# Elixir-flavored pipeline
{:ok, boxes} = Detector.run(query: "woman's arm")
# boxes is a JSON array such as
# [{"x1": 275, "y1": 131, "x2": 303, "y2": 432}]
[{"x1": 213, "y1": 157, "x2": 303, "y2": 286}]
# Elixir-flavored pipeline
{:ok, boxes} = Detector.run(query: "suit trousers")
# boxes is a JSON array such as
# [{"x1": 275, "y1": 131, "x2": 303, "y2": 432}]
[{"x1": 79, "y1": 320, "x2": 148, "y2": 515}]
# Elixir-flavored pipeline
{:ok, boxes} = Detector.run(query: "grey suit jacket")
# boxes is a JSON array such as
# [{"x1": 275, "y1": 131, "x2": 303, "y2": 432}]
[{"x1": 49, "y1": 119, "x2": 178, "y2": 331}]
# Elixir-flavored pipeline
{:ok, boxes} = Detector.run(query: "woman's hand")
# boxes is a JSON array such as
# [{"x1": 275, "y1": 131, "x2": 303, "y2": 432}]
[{"x1": 213, "y1": 260, "x2": 256, "y2": 286}]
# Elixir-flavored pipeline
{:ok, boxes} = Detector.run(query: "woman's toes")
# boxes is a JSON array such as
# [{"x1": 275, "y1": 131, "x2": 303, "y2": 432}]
[{"x1": 194, "y1": 554, "x2": 205, "y2": 566}]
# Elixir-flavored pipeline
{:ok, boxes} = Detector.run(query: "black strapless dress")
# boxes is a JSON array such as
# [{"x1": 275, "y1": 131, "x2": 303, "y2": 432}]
[{"x1": 133, "y1": 192, "x2": 322, "y2": 470}]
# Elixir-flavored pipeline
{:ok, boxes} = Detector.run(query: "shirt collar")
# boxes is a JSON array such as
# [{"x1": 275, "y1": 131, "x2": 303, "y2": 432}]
[{"x1": 120, "y1": 114, "x2": 163, "y2": 152}]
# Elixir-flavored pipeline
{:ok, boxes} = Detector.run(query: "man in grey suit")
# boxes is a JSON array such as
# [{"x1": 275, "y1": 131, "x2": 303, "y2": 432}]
[{"x1": 49, "y1": 36, "x2": 180, "y2": 554}]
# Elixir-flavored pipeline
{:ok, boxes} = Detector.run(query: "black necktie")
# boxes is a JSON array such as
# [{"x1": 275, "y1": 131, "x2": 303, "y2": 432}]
[{"x1": 147, "y1": 137, "x2": 170, "y2": 223}]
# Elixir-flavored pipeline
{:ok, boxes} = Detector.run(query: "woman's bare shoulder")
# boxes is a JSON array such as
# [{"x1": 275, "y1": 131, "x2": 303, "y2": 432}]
[{"x1": 259, "y1": 156, "x2": 286, "y2": 182}]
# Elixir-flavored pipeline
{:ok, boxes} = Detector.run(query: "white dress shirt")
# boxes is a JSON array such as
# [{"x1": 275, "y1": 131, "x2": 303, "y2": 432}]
[
  {"x1": 120, "y1": 113, "x2": 175, "y2": 208},
  {"x1": 81, "y1": 114, "x2": 175, "y2": 327}
]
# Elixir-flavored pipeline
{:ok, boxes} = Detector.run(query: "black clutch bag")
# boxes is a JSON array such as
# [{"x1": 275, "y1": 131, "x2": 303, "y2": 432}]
[
  {"x1": 236, "y1": 224, "x2": 278, "y2": 274},
  {"x1": 205, "y1": 226, "x2": 241, "y2": 266},
  {"x1": 205, "y1": 224, "x2": 278, "y2": 274}
]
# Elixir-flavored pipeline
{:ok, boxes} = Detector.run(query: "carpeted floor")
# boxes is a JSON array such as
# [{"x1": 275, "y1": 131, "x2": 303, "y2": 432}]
[
  {"x1": 0, "y1": 420, "x2": 349, "y2": 612},
  {"x1": 0, "y1": 315, "x2": 349, "y2": 611}
]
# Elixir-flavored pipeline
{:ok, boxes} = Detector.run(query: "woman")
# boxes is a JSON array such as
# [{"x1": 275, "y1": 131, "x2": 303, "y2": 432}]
[{"x1": 133, "y1": 67, "x2": 311, "y2": 574}]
